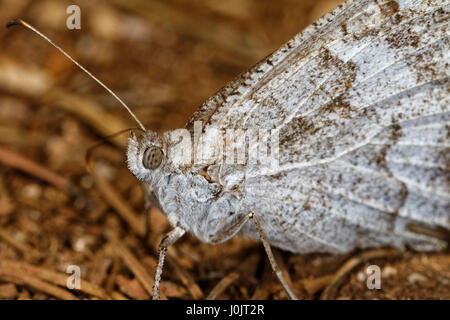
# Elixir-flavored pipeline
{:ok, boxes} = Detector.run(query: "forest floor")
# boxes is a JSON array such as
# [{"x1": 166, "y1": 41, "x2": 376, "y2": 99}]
[{"x1": 0, "y1": 0, "x2": 448, "y2": 300}]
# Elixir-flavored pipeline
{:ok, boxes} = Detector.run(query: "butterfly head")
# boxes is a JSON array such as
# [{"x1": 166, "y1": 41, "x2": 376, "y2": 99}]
[{"x1": 127, "y1": 130, "x2": 168, "y2": 184}]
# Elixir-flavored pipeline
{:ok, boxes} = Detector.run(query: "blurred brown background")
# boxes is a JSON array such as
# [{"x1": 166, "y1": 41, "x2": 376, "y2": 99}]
[{"x1": 0, "y1": 0, "x2": 448, "y2": 300}]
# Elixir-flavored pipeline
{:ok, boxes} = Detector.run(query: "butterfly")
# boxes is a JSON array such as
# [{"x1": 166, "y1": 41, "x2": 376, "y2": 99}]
[
  {"x1": 10, "y1": 0, "x2": 449, "y2": 300},
  {"x1": 127, "y1": 0, "x2": 449, "y2": 298}
]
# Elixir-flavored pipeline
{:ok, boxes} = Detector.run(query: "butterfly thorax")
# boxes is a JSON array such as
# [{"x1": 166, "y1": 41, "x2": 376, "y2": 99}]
[{"x1": 127, "y1": 130, "x2": 247, "y2": 243}]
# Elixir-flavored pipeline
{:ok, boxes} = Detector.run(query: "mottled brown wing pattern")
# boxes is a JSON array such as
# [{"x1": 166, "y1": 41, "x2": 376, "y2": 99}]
[
  {"x1": 186, "y1": 0, "x2": 435, "y2": 132},
  {"x1": 185, "y1": 0, "x2": 449, "y2": 253}
]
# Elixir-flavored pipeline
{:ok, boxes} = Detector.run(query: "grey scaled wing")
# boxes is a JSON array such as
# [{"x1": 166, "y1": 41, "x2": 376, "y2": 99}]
[{"x1": 186, "y1": 0, "x2": 450, "y2": 253}]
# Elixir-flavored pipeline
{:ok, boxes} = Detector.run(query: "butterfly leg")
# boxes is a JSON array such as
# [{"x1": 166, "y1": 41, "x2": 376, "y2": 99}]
[
  {"x1": 211, "y1": 211, "x2": 298, "y2": 300},
  {"x1": 153, "y1": 226, "x2": 186, "y2": 300},
  {"x1": 248, "y1": 212, "x2": 298, "y2": 300}
]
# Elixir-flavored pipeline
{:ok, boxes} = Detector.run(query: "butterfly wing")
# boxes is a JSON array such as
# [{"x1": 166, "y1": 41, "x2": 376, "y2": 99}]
[{"x1": 186, "y1": 0, "x2": 449, "y2": 253}]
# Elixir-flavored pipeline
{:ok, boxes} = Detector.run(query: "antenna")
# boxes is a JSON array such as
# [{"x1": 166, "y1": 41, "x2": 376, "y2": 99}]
[{"x1": 6, "y1": 19, "x2": 147, "y2": 132}]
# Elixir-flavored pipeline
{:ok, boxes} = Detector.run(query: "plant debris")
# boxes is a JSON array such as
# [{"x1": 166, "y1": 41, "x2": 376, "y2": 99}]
[{"x1": 0, "y1": 0, "x2": 448, "y2": 300}]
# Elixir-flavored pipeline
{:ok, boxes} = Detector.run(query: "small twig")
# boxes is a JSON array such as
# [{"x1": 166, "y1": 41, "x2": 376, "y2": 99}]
[
  {"x1": 0, "y1": 259, "x2": 108, "y2": 299},
  {"x1": 166, "y1": 249, "x2": 204, "y2": 299},
  {"x1": 0, "y1": 146, "x2": 74, "y2": 194},
  {"x1": 116, "y1": 274, "x2": 150, "y2": 299},
  {"x1": 110, "y1": 291, "x2": 129, "y2": 300},
  {"x1": 105, "y1": 256, "x2": 120, "y2": 294},
  {"x1": 207, "y1": 252, "x2": 260, "y2": 300},
  {"x1": 0, "y1": 266, "x2": 78, "y2": 300},
  {"x1": 301, "y1": 274, "x2": 335, "y2": 296},
  {"x1": 273, "y1": 249, "x2": 297, "y2": 298},
  {"x1": 0, "y1": 228, "x2": 41, "y2": 260},
  {"x1": 320, "y1": 248, "x2": 402, "y2": 300},
  {"x1": 206, "y1": 272, "x2": 240, "y2": 300},
  {"x1": 89, "y1": 165, "x2": 145, "y2": 237},
  {"x1": 115, "y1": 242, "x2": 167, "y2": 300},
  {"x1": 44, "y1": 89, "x2": 132, "y2": 148},
  {"x1": 250, "y1": 261, "x2": 273, "y2": 300}
]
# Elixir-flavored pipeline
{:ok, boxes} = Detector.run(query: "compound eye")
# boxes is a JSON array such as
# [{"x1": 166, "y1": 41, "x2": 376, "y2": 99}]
[{"x1": 142, "y1": 147, "x2": 163, "y2": 170}]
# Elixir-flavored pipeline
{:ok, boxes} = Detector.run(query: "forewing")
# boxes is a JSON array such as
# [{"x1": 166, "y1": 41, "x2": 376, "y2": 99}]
[{"x1": 186, "y1": 0, "x2": 450, "y2": 253}]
